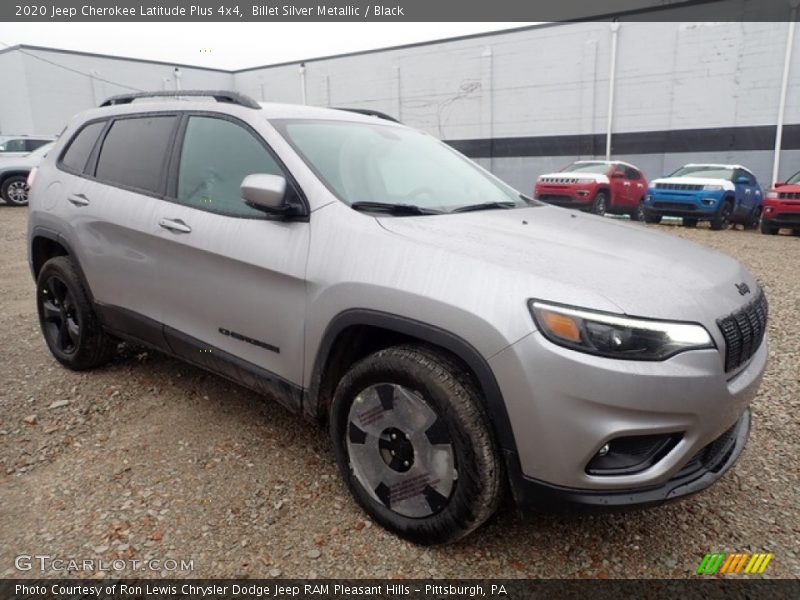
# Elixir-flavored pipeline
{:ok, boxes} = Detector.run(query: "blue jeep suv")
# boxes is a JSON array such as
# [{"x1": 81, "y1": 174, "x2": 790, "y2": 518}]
[{"x1": 644, "y1": 164, "x2": 763, "y2": 230}]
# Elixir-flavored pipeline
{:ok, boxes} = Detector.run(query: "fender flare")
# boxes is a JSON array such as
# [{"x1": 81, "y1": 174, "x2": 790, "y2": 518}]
[
  {"x1": 30, "y1": 226, "x2": 96, "y2": 304},
  {"x1": 306, "y1": 308, "x2": 518, "y2": 454}
]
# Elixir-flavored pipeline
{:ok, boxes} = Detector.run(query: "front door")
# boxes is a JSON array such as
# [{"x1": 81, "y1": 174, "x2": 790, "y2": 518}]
[{"x1": 155, "y1": 114, "x2": 310, "y2": 392}]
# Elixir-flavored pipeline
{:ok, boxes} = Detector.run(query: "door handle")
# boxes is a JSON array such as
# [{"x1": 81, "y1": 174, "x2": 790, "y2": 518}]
[
  {"x1": 159, "y1": 218, "x2": 192, "y2": 234},
  {"x1": 67, "y1": 193, "x2": 89, "y2": 207},
  {"x1": 745, "y1": 189, "x2": 751, "y2": 194},
  {"x1": 623, "y1": 182, "x2": 631, "y2": 186}
]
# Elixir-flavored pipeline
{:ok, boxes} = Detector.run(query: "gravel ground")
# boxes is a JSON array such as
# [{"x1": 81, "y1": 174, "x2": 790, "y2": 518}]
[{"x1": 1, "y1": 207, "x2": 798, "y2": 579}]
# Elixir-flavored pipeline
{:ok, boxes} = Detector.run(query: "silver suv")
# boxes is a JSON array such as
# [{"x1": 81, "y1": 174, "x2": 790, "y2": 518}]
[{"x1": 28, "y1": 91, "x2": 768, "y2": 544}]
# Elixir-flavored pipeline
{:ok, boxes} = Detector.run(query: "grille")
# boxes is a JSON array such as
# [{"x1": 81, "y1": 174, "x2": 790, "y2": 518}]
[
  {"x1": 778, "y1": 191, "x2": 800, "y2": 200},
  {"x1": 653, "y1": 201, "x2": 696, "y2": 211},
  {"x1": 540, "y1": 176, "x2": 581, "y2": 184},
  {"x1": 717, "y1": 291, "x2": 768, "y2": 372},
  {"x1": 655, "y1": 183, "x2": 703, "y2": 191}
]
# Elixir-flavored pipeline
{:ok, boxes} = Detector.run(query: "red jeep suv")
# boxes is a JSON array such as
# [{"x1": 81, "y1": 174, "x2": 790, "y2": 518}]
[
  {"x1": 534, "y1": 160, "x2": 649, "y2": 220},
  {"x1": 762, "y1": 169, "x2": 800, "y2": 235}
]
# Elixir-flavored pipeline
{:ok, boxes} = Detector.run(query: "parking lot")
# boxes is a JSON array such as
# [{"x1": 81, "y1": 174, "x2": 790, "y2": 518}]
[{"x1": 1, "y1": 206, "x2": 798, "y2": 579}]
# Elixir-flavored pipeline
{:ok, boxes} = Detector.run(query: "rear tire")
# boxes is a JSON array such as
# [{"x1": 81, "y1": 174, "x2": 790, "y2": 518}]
[
  {"x1": 1, "y1": 175, "x2": 30, "y2": 206},
  {"x1": 683, "y1": 218, "x2": 698, "y2": 228},
  {"x1": 746, "y1": 205, "x2": 762, "y2": 230},
  {"x1": 710, "y1": 200, "x2": 733, "y2": 231},
  {"x1": 330, "y1": 345, "x2": 503, "y2": 545},
  {"x1": 630, "y1": 201, "x2": 646, "y2": 222},
  {"x1": 36, "y1": 256, "x2": 116, "y2": 370}
]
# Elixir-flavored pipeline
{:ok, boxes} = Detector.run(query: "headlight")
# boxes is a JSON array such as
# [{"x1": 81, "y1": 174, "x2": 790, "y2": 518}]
[
  {"x1": 529, "y1": 300, "x2": 714, "y2": 360},
  {"x1": 576, "y1": 178, "x2": 596, "y2": 184},
  {"x1": 766, "y1": 191, "x2": 778, "y2": 199},
  {"x1": 702, "y1": 185, "x2": 723, "y2": 191}
]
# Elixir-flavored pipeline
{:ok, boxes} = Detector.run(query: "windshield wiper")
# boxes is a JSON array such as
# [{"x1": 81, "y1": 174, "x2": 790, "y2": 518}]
[
  {"x1": 451, "y1": 201, "x2": 518, "y2": 213},
  {"x1": 350, "y1": 201, "x2": 442, "y2": 215}
]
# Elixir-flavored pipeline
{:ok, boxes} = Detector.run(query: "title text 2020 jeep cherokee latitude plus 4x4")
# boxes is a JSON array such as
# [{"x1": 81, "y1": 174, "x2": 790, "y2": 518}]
[{"x1": 28, "y1": 91, "x2": 768, "y2": 544}]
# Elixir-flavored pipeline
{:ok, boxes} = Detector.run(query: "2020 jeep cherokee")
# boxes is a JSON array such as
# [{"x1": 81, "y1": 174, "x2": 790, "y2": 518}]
[
  {"x1": 28, "y1": 91, "x2": 768, "y2": 544},
  {"x1": 534, "y1": 160, "x2": 648, "y2": 220}
]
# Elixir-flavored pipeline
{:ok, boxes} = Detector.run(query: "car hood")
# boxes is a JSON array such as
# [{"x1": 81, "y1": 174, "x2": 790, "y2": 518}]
[
  {"x1": 377, "y1": 205, "x2": 757, "y2": 324},
  {"x1": 538, "y1": 172, "x2": 609, "y2": 184},
  {"x1": 651, "y1": 176, "x2": 734, "y2": 191}
]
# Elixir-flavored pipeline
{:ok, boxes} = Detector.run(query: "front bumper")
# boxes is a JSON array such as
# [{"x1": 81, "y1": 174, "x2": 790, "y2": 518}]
[
  {"x1": 535, "y1": 184, "x2": 596, "y2": 208},
  {"x1": 645, "y1": 191, "x2": 723, "y2": 216},
  {"x1": 507, "y1": 409, "x2": 750, "y2": 509},
  {"x1": 763, "y1": 210, "x2": 800, "y2": 227},
  {"x1": 488, "y1": 328, "x2": 766, "y2": 506}
]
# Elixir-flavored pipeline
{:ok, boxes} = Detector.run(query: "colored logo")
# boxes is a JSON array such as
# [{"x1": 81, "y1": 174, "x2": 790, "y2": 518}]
[{"x1": 696, "y1": 552, "x2": 773, "y2": 575}]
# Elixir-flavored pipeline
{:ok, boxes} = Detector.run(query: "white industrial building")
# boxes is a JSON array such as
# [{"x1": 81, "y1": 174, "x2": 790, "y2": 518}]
[{"x1": 1, "y1": 19, "x2": 798, "y2": 191}]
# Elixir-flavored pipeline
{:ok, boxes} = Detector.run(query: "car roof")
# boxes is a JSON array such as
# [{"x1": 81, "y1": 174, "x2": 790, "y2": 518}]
[
  {"x1": 573, "y1": 160, "x2": 640, "y2": 169},
  {"x1": 681, "y1": 163, "x2": 750, "y2": 171},
  {"x1": 71, "y1": 95, "x2": 403, "y2": 129}
]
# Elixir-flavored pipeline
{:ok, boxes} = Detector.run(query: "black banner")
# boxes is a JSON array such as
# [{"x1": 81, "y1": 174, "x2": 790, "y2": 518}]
[
  {"x1": 2, "y1": 579, "x2": 799, "y2": 600},
  {"x1": 2, "y1": 0, "x2": 799, "y2": 22}
]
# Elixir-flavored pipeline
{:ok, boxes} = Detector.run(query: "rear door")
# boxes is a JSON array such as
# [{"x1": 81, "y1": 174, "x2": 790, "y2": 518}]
[
  {"x1": 154, "y1": 113, "x2": 310, "y2": 392},
  {"x1": 733, "y1": 167, "x2": 755, "y2": 217},
  {"x1": 64, "y1": 113, "x2": 179, "y2": 346}
]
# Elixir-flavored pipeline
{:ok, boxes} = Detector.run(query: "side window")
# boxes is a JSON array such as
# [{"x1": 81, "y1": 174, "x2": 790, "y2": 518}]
[
  {"x1": 61, "y1": 122, "x2": 105, "y2": 173},
  {"x1": 96, "y1": 116, "x2": 177, "y2": 194},
  {"x1": 0, "y1": 139, "x2": 26, "y2": 152},
  {"x1": 176, "y1": 116, "x2": 284, "y2": 217},
  {"x1": 26, "y1": 139, "x2": 49, "y2": 152},
  {"x1": 625, "y1": 167, "x2": 640, "y2": 180},
  {"x1": 734, "y1": 168, "x2": 753, "y2": 185}
]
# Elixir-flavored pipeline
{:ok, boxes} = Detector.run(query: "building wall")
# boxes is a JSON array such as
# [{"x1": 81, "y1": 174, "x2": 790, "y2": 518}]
[
  {"x1": 1, "y1": 47, "x2": 231, "y2": 135},
  {"x1": 2, "y1": 18, "x2": 799, "y2": 191},
  {"x1": 234, "y1": 21, "x2": 800, "y2": 190}
]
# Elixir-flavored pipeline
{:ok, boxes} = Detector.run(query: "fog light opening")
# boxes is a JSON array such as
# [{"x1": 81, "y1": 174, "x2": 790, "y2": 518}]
[{"x1": 586, "y1": 433, "x2": 682, "y2": 476}]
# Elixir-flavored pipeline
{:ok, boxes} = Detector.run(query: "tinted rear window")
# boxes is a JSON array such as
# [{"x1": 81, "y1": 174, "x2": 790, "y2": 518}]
[
  {"x1": 95, "y1": 116, "x2": 177, "y2": 194},
  {"x1": 61, "y1": 122, "x2": 105, "y2": 172}
]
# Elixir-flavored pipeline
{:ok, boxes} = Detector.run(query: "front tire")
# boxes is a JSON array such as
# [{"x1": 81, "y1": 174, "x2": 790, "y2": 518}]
[
  {"x1": 1, "y1": 175, "x2": 30, "y2": 206},
  {"x1": 330, "y1": 345, "x2": 503, "y2": 545},
  {"x1": 760, "y1": 220, "x2": 779, "y2": 235},
  {"x1": 710, "y1": 200, "x2": 733, "y2": 231},
  {"x1": 591, "y1": 191, "x2": 608, "y2": 215},
  {"x1": 36, "y1": 256, "x2": 116, "y2": 370}
]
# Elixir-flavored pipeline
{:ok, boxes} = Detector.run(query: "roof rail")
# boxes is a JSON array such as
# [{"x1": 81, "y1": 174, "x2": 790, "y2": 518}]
[
  {"x1": 100, "y1": 90, "x2": 261, "y2": 109},
  {"x1": 334, "y1": 108, "x2": 400, "y2": 123}
]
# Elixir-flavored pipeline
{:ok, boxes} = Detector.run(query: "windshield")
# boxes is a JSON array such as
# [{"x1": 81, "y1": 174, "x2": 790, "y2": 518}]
[
  {"x1": 560, "y1": 162, "x2": 610, "y2": 175},
  {"x1": 272, "y1": 119, "x2": 524, "y2": 212},
  {"x1": 669, "y1": 165, "x2": 734, "y2": 180},
  {"x1": 786, "y1": 170, "x2": 800, "y2": 185}
]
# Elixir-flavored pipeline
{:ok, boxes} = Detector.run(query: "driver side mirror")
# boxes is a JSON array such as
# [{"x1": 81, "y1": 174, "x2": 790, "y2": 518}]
[
  {"x1": 734, "y1": 176, "x2": 751, "y2": 185},
  {"x1": 241, "y1": 174, "x2": 287, "y2": 212},
  {"x1": 774, "y1": 181, "x2": 786, "y2": 188},
  {"x1": 611, "y1": 171, "x2": 625, "y2": 178}
]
